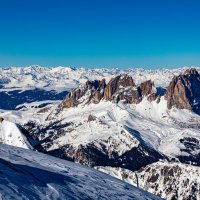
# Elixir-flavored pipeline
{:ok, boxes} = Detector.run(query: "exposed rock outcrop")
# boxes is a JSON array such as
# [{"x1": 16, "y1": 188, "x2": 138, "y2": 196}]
[
  {"x1": 140, "y1": 80, "x2": 155, "y2": 96},
  {"x1": 49, "y1": 142, "x2": 163, "y2": 172},
  {"x1": 96, "y1": 161, "x2": 200, "y2": 200},
  {"x1": 61, "y1": 74, "x2": 158, "y2": 109},
  {"x1": 62, "y1": 79, "x2": 106, "y2": 108},
  {"x1": 0, "y1": 117, "x2": 4, "y2": 123},
  {"x1": 165, "y1": 68, "x2": 200, "y2": 114},
  {"x1": 104, "y1": 74, "x2": 135, "y2": 101}
]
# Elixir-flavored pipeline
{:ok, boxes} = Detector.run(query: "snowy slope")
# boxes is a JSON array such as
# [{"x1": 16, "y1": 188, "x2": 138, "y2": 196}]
[
  {"x1": 12, "y1": 98, "x2": 200, "y2": 162},
  {"x1": 0, "y1": 144, "x2": 161, "y2": 200},
  {"x1": 96, "y1": 161, "x2": 200, "y2": 200},
  {"x1": 2, "y1": 94, "x2": 200, "y2": 165},
  {"x1": 0, "y1": 120, "x2": 31, "y2": 149}
]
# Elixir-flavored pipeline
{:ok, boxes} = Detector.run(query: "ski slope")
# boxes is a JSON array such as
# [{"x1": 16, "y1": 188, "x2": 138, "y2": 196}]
[{"x1": 0, "y1": 144, "x2": 161, "y2": 200}]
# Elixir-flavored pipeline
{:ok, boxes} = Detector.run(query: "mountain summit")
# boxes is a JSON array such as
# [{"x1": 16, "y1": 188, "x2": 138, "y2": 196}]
[
  {"x1": 165, "y1": 68, "x2": 200, "y2": 114},
  {"x1": 61, "y1": 74, "x2": 157, "y2": 110}
]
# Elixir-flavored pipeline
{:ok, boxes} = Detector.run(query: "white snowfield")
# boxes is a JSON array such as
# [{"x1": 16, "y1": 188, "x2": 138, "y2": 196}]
[
  {"x1": 0, "y1": 65, "x2": 199, "y2": 92},
  {"x1": 46, "y1": 98, "x2": 200, "y2": 159},
  {"x1": 0, "y1": 144, "x2": 161, "y2": 200},
  {"x1": 0, "y1": 120, "x2": 31, "y2": 149}
]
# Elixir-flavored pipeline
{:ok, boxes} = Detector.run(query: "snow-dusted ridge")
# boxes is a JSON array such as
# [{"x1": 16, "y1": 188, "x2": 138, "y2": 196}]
[
  {"x1": 1, "y1": 65, "x2": 200, "y2": 92},
  {"x1": 0, "y1": 144, "x2": 161, "y2": 200},
  {"x1": 0, "y1": 119, "x2": 31, "y2": 149}
]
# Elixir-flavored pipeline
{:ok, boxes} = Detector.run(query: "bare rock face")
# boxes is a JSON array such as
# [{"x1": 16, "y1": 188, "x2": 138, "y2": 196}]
[
  {"x1": 104, "y1": 74, "x2": 142, "y2": 104},
  {"x1": 98, "y1": 161, "x2": 200, "y2": 200},
  {"x1": 147, "y1": 93, "x2": 159, "y2": 102},
  {"x1": 62, "y1": 79, "x2": 106, "y2": 108},
  {"x1": 139, "y1": 80, "x2": 159, "y2": 102},
  {"x1": 0, "y1": 117, "x2": 4, "y2": 123},
  {"x1": 104, "y1": 74, "x2": 135, "y2": 101},
  {"x1": 165, "y1": 68, "x2": 200, "y2": 114},
  {"x1": 61, "y1": 74, "x2": 158, "y2": 109},
  {"x1": 140, "y1": 80, "x2": 154, "y2": 96}
]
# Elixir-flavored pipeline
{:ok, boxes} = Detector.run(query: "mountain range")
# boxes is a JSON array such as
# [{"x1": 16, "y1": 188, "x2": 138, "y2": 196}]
[{"x1": 1, "y1": 66, "x2": 200, "y2": 199}]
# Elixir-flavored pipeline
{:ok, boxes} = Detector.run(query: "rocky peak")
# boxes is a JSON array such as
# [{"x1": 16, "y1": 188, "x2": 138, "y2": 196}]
[
  {"x1": 104, "y1": 74, "x2": 135, "y2": 101},
  {"x1": 184, "y1": 68, "x2": 199, "y2": 75},
  {"x1": 165, "y1": 68, "x2": 200, "y2": 114},
  {"x1": 138, "y1": 80, "x2": 159, "y2": 102},
  {"x1": 61, "y1": 74, "x2": 158, "y2": 109},
  {"x1": 139, "y1": 80, "x2": 154, "y2": 96},
  {"x1": 62, "y1": 79, "x2": 106, "y2": 108}
]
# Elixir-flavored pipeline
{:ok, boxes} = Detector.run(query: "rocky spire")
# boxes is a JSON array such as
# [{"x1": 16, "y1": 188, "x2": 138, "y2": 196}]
[
  {"x1": 165, "y1": 68, "x2": 200, "y2": 114},
  {"x1": 61, "y1": 74, "x2": 158, "y2": 109}
]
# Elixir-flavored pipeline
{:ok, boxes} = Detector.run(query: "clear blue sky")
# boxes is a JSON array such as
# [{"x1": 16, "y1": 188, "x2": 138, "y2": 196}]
[{"x1": 0, "y1": 0, "x2": 200, "y2": 68}]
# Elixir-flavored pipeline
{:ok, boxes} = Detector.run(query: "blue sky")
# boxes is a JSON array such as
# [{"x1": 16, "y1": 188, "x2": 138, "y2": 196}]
[{"x1": 0, "y1": 0, "x2": 200, "y2": 68}]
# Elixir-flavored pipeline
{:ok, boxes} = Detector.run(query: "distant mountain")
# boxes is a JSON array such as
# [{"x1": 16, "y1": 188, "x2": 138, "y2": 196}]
[
  {"x1": 0, "y1": 144, "x2": 161, "y2": 200},
  {"x1": 0, "y1": 65, "x2": 199, "y2": 110}
]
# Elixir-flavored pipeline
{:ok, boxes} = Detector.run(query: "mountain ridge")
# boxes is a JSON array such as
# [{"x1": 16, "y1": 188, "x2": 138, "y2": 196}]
[{"x1": 1, "y1": 67, "x2": 200, "y2": 199}]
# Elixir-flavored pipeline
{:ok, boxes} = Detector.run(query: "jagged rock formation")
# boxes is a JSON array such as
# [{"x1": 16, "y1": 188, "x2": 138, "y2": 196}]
[
  {"x1": 140, "y1": 80, "x2": 159, "y2": 102},
  {"x1": 61, "y1": 74, "x2": 158, "y2": 109},
  {"x1": 59, "y1": 68, "x2": 200, "y2": 115},
  {"x1": 62, "y1": 79, "x2": 106, "y2": 108},
  {"x1": 165, "y1": 68, "x2": 200, "y2": 114},
  {"x1": 96, "y1": 161, "x2": 200, "y2": 200},
  {"x1": 104, "y1": 74, "x2": 135, "y2": 101}
]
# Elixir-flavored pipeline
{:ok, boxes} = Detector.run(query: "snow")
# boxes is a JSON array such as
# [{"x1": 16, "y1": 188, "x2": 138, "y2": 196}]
[
  {"x1": 96, "y1": 161, "x2": 200, "y2": 200},
  {"x1": 0, "y1": 144, "x2": 161, "y2": 200},
  {"x1": 2, "y1": 93, "x2": 200, "y2": 161},
  {"x1": 0, "y1": 65, "x2": 199, "y2": 92},
  {"x1": 0, "y1": 65, "x2": 200, "y2": 199},
  {"x1": 0, "y1": 120, "x2": 31, "y2": 149}
]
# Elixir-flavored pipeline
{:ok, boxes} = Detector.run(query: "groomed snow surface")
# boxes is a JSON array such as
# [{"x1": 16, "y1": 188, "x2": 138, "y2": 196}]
[{"x1": 0, "y1": 144, "x2": 161, "y2": 200}]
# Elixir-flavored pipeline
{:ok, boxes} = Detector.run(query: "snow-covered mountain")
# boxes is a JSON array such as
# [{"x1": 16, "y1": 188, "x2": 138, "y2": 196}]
[
  {"x1": 0, "y1": 144, "x2": 161, "y2": 200},
  {"x1": 0, "y1": 65, "x2": 199, "y2": 110},
  {"x1": 0, "y1": 65, "x2": 188, "y2": 91},
  {"x1": 1, "y1": 66, "x2": 200, "y2": 199}
]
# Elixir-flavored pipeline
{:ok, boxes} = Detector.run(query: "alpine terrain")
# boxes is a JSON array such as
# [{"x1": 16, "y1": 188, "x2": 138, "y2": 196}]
[{"x1": 1, "y1": 66, "x2": 200, "y2": 199}]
